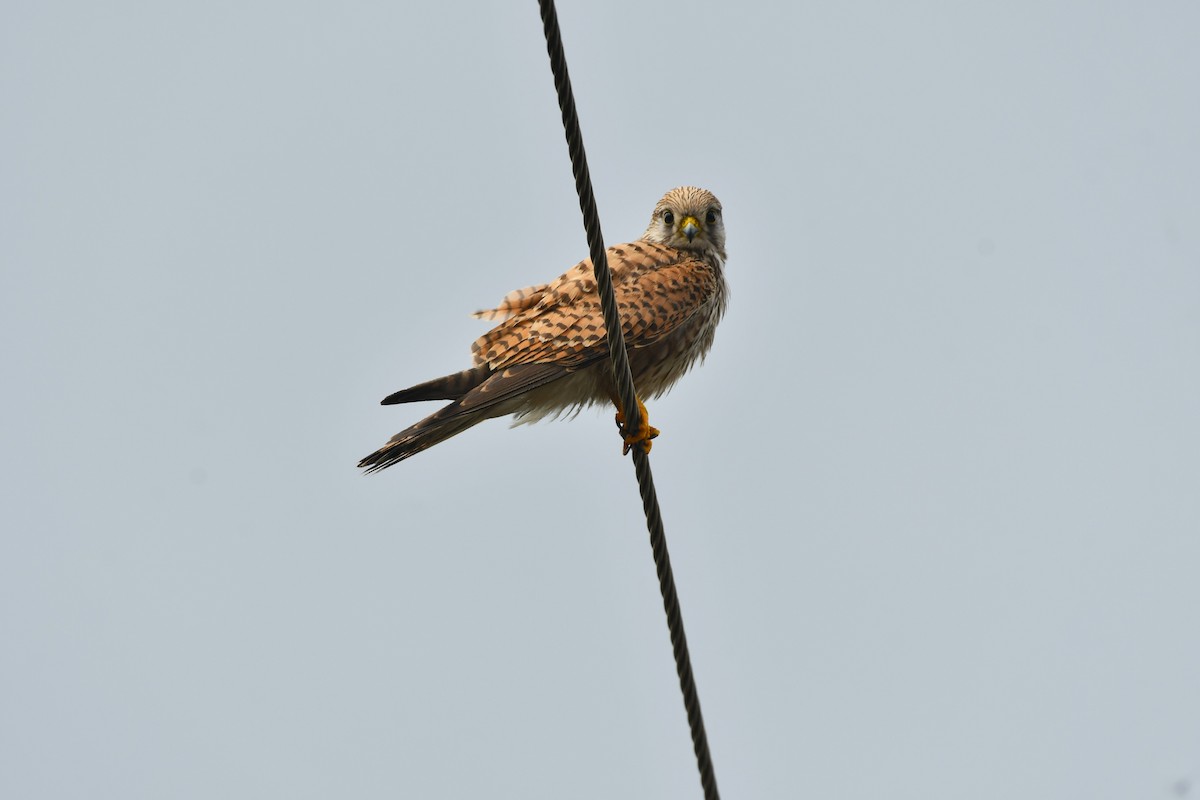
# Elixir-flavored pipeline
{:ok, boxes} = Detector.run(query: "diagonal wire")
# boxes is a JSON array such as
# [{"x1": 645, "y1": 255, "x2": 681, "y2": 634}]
[{"x1": 536, "y1": 2, "x2": 719, "y2": 797}]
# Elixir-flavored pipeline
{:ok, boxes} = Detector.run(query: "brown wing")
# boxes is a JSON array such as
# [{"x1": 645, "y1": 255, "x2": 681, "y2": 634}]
[
  {"x1": 471, "y1": 282, "x2": 553, "y2": 322},
  {"x1": 471, "y1": 241, "x2": 720, "y2": 371}
]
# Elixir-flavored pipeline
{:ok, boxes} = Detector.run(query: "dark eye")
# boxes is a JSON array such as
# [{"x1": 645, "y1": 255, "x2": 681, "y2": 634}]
[
  {"x1": 662, "y1": 210, "x2": 674, "y2": 226},
  {"x1": 705, "y1": 209, "x2": 718, "y2": 225}
]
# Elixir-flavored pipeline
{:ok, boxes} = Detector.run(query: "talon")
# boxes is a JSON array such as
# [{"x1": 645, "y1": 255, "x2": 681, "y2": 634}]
[{"x1": 613, "y1": 397, "x2": 659, "y2": 456}]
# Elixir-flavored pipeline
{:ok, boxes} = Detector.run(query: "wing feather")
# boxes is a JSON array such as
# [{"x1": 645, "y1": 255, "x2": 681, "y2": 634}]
[
  {"x1": 471, "y1": 242, "x2": 719, "y2": 371},
  {"x1": 471, "y1": 282, "x2": 552, "y2": 322}
]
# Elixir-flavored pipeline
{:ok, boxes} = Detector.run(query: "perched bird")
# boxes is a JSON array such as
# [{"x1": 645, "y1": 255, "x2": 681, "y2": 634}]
[{"x1": 358, "y1": 186, "x2": 728, "y2": 473}]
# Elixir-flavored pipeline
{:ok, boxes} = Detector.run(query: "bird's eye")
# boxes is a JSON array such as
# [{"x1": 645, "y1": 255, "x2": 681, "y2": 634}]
[
  {"x1": 705, "y1": 209, "x2": 718, "y2": 225},
  {"x1": 662, "y1": 210, "x2": 675, "y2": 226}
]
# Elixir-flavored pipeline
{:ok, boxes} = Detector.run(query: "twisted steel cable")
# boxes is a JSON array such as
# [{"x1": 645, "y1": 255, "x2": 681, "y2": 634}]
[{"x1": 536, "y1": 2, "x2": 719, "y2": 797}]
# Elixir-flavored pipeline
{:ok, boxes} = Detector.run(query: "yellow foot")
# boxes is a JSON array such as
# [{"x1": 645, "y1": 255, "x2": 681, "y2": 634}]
[{"x1": 613, "y1": 397, "x2": 660, "y2": 455}]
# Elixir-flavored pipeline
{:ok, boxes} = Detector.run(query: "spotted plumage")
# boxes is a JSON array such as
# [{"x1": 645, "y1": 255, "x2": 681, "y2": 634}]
[{"x1": 358, "y1": 186, "x2": 728, "y2": 472}]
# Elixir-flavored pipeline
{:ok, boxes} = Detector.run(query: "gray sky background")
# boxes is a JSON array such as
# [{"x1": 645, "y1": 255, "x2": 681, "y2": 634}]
[{"x1": 3, "y1": 2, "x2": 1198, "y2": 798}]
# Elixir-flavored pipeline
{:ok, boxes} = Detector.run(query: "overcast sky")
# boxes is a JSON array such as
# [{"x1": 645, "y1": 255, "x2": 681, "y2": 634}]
[{"x1": 3, "y1": 2, "x2": 1198, "y2": 798}]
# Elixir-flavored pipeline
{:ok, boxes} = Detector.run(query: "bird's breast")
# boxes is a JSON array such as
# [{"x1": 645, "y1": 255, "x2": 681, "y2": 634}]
[{"x1": 629, "y1": 276, "x2": 727, "y2": 398}]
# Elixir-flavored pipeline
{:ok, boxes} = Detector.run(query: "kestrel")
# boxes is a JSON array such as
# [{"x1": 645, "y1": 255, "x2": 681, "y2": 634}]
[{"x1": 358, "y1": 186, "x2": 728, "y2": 473}]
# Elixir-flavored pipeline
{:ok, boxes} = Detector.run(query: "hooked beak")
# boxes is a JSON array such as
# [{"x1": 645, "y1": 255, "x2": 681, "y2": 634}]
[{"x1": 680, "y1": 215, "x2": 701, "y2": 242}]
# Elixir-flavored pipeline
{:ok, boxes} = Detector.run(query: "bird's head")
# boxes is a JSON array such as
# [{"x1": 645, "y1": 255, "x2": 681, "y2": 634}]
[{"x1": 643, "y1": 186, "x2": 725, "y2": 255}]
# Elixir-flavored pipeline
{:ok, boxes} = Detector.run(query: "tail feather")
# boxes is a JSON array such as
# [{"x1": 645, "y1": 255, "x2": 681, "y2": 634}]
[
  {"x1": 359, "y1": 362, "x2": 572, "y2": 473},
  {"x1": 381, "y1": 366, "x2": 490, "y2": 405},
  {"x1": 358, "y1": 403, "x2": 486, "y2": 473}
]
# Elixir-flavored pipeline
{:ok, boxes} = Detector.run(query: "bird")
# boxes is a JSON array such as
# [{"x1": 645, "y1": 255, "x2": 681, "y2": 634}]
[{"x1": 358, "y1": 186, "x2": 728, "y2": 473}]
